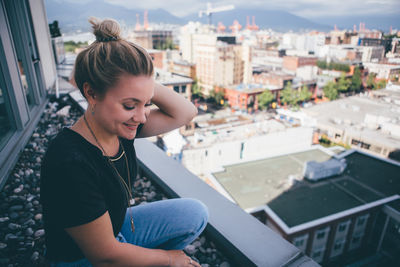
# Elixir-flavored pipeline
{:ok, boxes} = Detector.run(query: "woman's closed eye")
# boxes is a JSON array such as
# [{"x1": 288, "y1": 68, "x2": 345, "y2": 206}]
[
  {"x1": 144, "y1": 101, "x2": 152, "y2": 107},
  {"x1": 123, "y1": 104, "x2": 135, "y2": 110}
]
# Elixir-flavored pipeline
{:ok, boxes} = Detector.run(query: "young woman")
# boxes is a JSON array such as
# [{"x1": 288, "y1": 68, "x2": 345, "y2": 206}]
[{"x1": 40, "y1": 17, "x2": 208, "y2": 267}]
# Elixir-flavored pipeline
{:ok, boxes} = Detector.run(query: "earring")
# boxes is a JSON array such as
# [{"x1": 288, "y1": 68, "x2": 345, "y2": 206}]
[{"x1": 91, "y1": 104, "x2": 96, "y2": 115}]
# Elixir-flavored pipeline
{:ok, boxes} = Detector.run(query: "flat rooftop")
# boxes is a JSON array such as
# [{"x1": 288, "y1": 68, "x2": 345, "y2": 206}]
[
  {"x1": 212, "y1": 148, "x2": 332, "y2": 211},
  {"x1": 212, "y1": 148, "x2": 400, "y2": 228},
  {"x1": 303, "y1": 94, "x2": 400, "y2": 148}
]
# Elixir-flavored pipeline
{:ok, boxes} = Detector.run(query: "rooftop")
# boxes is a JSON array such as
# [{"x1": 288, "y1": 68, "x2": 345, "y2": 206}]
[
  {"x1": 303, "y1": 93, "x2": 400, "y2": 148},
  {"x1": 155, "y1": 69, "x2": 193, "y2": 85},
  {"x1": 212, "y1": 147, "x2": 400, "y2": 229},
  {"x1": 212, "y1": 147, "x2": 333, "y2": 210}
]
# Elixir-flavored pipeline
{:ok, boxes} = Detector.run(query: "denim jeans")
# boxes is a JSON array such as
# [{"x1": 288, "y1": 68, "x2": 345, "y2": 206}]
[{"x1": 49, "y1": 198, "x2": 209, "y2": 267}]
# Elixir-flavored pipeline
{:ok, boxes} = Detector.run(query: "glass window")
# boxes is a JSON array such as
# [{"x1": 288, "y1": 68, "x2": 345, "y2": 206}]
[
  {"x1": 317, "y1": 231, "x2": 326, "y2": 239},
  {"x1": 0, "y1": 85, "x2": 14, "y2": 149},
  {"x1": 181, "y1": 85, "x2": 186, "y2": 93},
  {"x1": 173, "y1": 86, "x2": 180, "y2": 93},
  {"x1": 338, "y1": 223, "x2": 347, "y2": 232}
]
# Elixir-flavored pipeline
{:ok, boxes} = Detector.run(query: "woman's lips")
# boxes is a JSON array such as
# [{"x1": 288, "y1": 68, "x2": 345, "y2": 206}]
[{"x1": 123, "y1": 123, "x2": 138, "y2": 131}]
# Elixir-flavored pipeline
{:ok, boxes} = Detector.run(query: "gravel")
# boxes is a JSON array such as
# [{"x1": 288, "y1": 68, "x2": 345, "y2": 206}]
[{"x1": 0, "y1": 96, "x2": 233, "y2": 267}]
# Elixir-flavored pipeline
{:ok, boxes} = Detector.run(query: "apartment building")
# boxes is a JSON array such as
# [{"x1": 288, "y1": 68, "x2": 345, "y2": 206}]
[{"x1": 209, "y1": 147, "x2": 400, "y2": 265}]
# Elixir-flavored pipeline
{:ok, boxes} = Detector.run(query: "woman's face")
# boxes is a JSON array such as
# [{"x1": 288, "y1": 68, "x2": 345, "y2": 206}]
[{"x1": 94, "y1": 74, "x2": 154, "y2": 140}]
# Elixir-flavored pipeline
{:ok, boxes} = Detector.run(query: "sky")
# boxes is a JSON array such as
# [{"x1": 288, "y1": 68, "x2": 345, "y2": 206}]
[{"x1": 62, "y1": 0, "x2": 400, "y2": 18}]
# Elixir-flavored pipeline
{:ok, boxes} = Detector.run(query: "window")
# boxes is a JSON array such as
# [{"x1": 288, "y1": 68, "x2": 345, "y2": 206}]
[
  {"x1": 5, "y1": 0, "x2": 45, "y2": 109},
  {"x1": 334, "y1": 241, "x2": 344, "y2": 251},
  {"x1": 181, "y1": 85, "x2": 186, "y2": 93},
  {"x1": 312, "y1": 250, "x2": 321, "y2": 258},
  {"x1": 338, "y1": 222, "x2": 347, "y2": 232},
  {"x1": 316, "y1": 231, "x2": 325, "y2": 239},
  {"x1": 351, "y1": 139, "x2": 359, "y2": 145},
  {"x1": 294, "y1": 239, "x2": 304, "y2": 247},
  {"x1": 0, "y1": 83, "x2": 14, "y2": 149},
  {"x1": 0, "y1": 0, "x2": 48, "y2": 185},
  {"x1": 352, "y1": 236, "x2": 361, "y2": 244},
  {"x1": 356, "y1": 214, "x2": 369, "y2": 227},
  {"x1": 173, "y1": 86, "x2": 180, "y2": 93}
]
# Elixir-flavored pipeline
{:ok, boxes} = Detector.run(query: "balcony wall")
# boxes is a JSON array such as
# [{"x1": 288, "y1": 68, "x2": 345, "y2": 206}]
[{"x1": 135, "y1": 138, "x2": 320, "y2": 267}]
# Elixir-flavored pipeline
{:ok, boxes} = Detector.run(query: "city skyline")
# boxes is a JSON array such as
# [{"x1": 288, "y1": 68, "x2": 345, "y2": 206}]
[{"x1": 56, "y1": 0, "x2": 400, "y2": 18}]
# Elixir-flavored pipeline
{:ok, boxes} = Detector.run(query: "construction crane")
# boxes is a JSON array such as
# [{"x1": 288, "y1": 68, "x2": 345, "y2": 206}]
[{"x1": 199, "y1": 2, "x2": 234, "y2": 25}]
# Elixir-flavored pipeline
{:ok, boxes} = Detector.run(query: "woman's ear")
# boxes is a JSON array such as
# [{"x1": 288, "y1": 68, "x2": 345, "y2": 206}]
[{"x1": 83, "y1": 82, "x2": 96, "y2": 104}]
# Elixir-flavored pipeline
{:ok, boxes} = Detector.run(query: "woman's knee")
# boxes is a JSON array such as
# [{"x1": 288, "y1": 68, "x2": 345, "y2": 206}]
[{"x1": 180, "y1": 198, "x2": 209, "y2": 233}]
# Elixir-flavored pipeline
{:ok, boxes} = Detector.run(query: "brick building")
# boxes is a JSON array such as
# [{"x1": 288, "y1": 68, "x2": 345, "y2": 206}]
[{"x1": 283, "y1": 56, "x2": 318, "y2": 72}]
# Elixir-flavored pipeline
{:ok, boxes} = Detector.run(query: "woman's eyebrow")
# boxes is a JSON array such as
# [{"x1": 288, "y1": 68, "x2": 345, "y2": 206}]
[{"x1": 123, "y1": 98, "x2": 142, "y2": 103}]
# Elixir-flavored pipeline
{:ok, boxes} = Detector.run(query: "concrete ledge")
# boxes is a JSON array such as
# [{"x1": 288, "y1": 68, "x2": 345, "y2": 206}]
[{"x1": 135, "y1": 138, "x2": 320, "y2": 267}]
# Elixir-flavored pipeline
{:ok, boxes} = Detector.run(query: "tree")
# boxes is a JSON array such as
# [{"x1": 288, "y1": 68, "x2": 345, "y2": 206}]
[
  {"x1": 298, "y1": 85, "x2": 312, "y2": 103},
  {"x1": 337, "y1": 74, "x2": 350, "y2": 93},
  {"x1": 376, "y1": 79, "x2": 387, "y2": 90},
  {"x1": 209, "y1": 88, "x2": 225, "y2": 106},
  {"x1": 191, "y1": 79, "x2": 202, "y2": 99},
  {"x1": 258, "y1": 90, "x2": 274, "y2": 110},
  {"x1": 366, "y1": 73, "x2": 377, "y2": 90},
  {"x1": 350, "y1": 67, "x2": 362, "y2": 92},
  {"x1": 323, "y1": 81, "x2": 338, "y2": 100},
  {"x1": 281, "y1": 82, "x2": 297, "y2": 106}
]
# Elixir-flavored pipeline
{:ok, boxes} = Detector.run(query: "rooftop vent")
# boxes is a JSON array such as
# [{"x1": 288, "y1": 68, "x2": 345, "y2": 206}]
[{"x1": 303, "y1": 158, "x2": 346, "y2": 182}]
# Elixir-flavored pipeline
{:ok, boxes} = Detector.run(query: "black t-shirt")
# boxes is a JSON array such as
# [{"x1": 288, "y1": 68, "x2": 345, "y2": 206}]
[{"x1": 40, "y1": 126, "x2": 141, "y2": 262}]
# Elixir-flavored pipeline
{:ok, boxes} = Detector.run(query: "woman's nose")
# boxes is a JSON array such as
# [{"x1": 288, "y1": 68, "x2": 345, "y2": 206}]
[{"x1": 134, "y1": 106, "x2": 147, "y2": 124}]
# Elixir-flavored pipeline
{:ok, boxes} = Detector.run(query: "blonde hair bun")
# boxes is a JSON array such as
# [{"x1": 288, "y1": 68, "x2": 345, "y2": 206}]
[{"x1": 89, "y1": 17, "x2": 121, "y2": 42}]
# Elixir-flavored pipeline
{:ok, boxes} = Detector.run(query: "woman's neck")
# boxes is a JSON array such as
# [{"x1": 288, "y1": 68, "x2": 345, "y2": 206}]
[{"x1": 73, "y1": 112, "x2": 119, "y2": 156}]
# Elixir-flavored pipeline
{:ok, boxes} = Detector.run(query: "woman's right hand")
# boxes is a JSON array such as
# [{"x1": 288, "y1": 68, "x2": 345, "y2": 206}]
[{"x1": 166, "y1": 250, "x2": 201, "y2": 267}]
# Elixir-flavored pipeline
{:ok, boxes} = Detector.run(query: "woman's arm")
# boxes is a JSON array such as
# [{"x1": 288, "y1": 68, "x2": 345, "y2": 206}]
[
  {"x1": 136, "y1": 82, "x2": 197, "y2": 138},
  {"x1": 65, "y1": 211, "x2": 199, "y2": 267}
]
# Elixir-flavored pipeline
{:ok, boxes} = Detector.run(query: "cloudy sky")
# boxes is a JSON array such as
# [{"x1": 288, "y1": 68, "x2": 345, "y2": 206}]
[{"x1": 61, "y1": 0, "x2": 400, "y2": 18}]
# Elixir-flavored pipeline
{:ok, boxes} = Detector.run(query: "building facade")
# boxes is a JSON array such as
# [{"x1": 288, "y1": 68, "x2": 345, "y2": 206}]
[{"x1": 0, "y1": 0, "x2": 56, "y2": 187}]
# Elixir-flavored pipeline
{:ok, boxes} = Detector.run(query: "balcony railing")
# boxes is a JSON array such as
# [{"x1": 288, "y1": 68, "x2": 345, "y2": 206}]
[{"x1": 135, "y1": 138, "x2": 319, "y2": 266}]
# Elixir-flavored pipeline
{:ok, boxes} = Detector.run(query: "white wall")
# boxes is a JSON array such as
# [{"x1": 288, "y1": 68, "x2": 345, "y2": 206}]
[{"x1": 182, "y1": 127, "x2": 314, "y2": 175}]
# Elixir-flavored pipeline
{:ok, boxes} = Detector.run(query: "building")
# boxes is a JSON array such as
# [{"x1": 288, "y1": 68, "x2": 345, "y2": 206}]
[
  {"x1": 148, "y1": 49, "x2": 165, "y2": 69},
  {"x1": 155, "y1": 70, "x2": 193, "y2": 100},
  {"x1": 192, "y1": 34, "x2": 246, "y2": 95},
  {"x1": 364, "y1": 62, "x2": 400, "y2": 81},
  {"x1": 209, "y1": 146, "x2": 400, "y2": 265},
  {"x1": 182, "y1": 115, "x2": 314, "y2": 177},
  {"x1": 223, "y1": 84, "x2": 265, "y2": 111},
  {"x1": 128, "y1": 30, "x2": 173, "y2": 50},
  {"x1": 303, "y1": 93, "x2": 400, "y2": 158},
  {"x1": 360, "y1": 46, "x2": 385, "y2": 63},
  {"x1": 0, "y1": 0, "x2": 56, "y2": 186},
  {"x1": 283, "y1": 56, "x2": 318, "y2": 73},
  {"x1": 169, "y1": 60, "x2": 196, "y2": 79}
]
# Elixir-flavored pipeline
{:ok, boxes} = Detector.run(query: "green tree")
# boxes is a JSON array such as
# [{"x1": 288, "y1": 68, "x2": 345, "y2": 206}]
[
  {"x1": 366, "y1": 73, "x2": 377, "y2": 90},
  {"x1": 191, "y1": 79, "x2": 202, "y2": 99},
  {"x1": 376, "y1": 79, "x2": 387, "y2": 90},
  {"x1": 280, "y1": 82, "x2": 297, "y2": 106},
  {"x1": 323, "y1": 81, "x2": 338, "y2": 100},
  {"x1": 337, "y1": 74, "x2": 350, "y2": 93},
  {"x1": 350, "y1": 67, "x2": 362, "y2": 92},
  {"x1": 209, "y1": 89, "x2": 225, "y2": 106},
  {"x1": 258, "y1": 90, "x2": 274, "y2": 110},
  {"x1": 298, "y1": 85, "x2": 312, "y2": 103}
]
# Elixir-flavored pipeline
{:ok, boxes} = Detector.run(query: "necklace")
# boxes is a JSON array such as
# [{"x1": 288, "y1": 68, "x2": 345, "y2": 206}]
[{"x1": 83, "y1": 114, "x2": 135, "y2": 232}]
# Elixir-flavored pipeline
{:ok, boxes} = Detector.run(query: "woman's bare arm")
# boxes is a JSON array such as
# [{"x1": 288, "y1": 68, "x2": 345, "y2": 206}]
[
  {"x1": 136, "y1": 83, "x2": 197, "y2": 138},
  {"x1": 65, "y1": 212, "x2": 171, "y2": 267}
]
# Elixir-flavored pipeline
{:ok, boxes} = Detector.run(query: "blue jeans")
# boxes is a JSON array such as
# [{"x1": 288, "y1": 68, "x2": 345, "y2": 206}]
[{"x1": 50, "y1": 198, "x2": 209, "y2": 267}]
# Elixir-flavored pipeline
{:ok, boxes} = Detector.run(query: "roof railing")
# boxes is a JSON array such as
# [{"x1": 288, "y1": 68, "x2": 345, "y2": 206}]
[{"x1": 135, "y1": 138, "x2": 320, "y2": 267}]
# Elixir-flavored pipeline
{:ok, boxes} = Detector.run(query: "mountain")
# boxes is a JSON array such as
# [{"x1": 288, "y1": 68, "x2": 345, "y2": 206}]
[
  {"x1": 45, "y1": 0, "x2": 185, "y2": 33},
  {"x1": 308, "y1": 15, "x2": 399, "y2": 32},
  {"x1": 183, "y1": 9, "x2": 332, "y2": 32}
]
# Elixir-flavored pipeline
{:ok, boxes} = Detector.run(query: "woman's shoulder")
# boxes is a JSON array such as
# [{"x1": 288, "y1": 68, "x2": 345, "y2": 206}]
[{"x1": 43, "y1": 127, "x2": 99, "y2": 165}]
